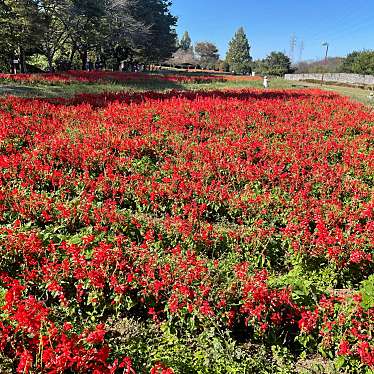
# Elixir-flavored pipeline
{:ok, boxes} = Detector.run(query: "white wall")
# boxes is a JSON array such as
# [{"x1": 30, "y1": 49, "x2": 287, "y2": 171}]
[{"x1": 285, "y1": 73, "x2": 374, "y2": 86}]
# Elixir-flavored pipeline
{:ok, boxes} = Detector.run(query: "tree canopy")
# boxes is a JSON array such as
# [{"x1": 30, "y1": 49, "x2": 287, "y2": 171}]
[
  {"x1": 294, "y1": 57, "x2": 345, "y2": 74},
  {"x1": 179, "y1": 31, "x2": 192, "y2": 51},
  {"x1": 225, "y1": 27, "x2": 252, "y2": 74},
  {"x1": 0, "y1": 0, "x2": 177, "y2": 72},
  {"x1": 256, "y1": 51, "x2": 292, "y2": 76},
  {"x1": 341, "y1": 50, "x2": 374, "y2": 75},
  {"x1": 0, "y1": 0, "x2": 46, "y2": 71},
  {"x1": 195, "y1": 41, "x2": 219, "y2": 69}
]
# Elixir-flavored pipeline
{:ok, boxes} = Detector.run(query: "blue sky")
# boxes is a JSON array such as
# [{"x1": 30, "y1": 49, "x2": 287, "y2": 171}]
[{"x1": 170, "y1": 0, "x2": 374, "y2": 62}]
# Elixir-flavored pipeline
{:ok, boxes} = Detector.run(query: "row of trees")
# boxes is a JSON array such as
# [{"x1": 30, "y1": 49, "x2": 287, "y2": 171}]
[
  {"x1": 253, "y1": 52, "x2": 292, "y2": 76},
  {"x1": 168, "y1": 28, "x2": 253, "y2": 73},
  {"x1": 171, "y1": 28, "x2": 374, "y2": 77},
  {"x1": 0, "y1": 0, "x2": 294, "y2": 78},
  {"x1": 294, "y1": 51, "x2": 374, "y2": 75},
  {"x1": 173, "y1": 28, "x2": 374, "y2": 77},
  {"x1": 2, "y1": 0, "x2": 372, "y2": 78},
  {"x1": 169, "y1": 28, "x2": 293, "y2": 76},
  {"x1": 226, "y1": 30, "x2": 293, "y2": 76},
  {"x1": 0, "y1": 0, "x2": 177, "y2": 72},
  {"x1": 294, "y1": 57, "x2": 345, "y2": 74},
  {"x1": 341, "y1": 50, "x2": 374, "y2": 75},
  {"x1": 166, "y1": 31, "x2": 221, "y2": 70},
  {"x1": 173, "y1": 32, "x2": 220, "y2": 69}
]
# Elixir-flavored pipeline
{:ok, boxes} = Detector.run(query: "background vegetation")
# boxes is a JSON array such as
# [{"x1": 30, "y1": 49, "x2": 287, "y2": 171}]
[{"x1": 0, "y1": 0, "x2": 177, "y2": 72}]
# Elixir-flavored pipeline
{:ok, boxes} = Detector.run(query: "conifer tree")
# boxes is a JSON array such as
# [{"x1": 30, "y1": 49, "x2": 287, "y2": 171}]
[
  {"x1": 225, "y1": 27, "x2": 252, "y2": 74},
  {"x1": 179, "y1": 31, "x2": 192, "y2": 51}
]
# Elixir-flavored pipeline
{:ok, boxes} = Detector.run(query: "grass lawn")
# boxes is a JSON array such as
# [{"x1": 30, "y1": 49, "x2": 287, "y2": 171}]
[
  {"x1": 0, "y1": 77, "x2": 284, "y2": 98},
  {"x1": 288, "y1": 80, "x2": 374, "y2": 107},
  {"x1": 0, "y1": 76, "x2": 373, "y2": 107}
]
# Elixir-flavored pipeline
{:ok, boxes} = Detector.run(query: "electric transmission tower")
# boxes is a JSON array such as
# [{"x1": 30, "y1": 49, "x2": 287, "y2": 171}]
[{"x1": 289, "y1": 34, "x2": 297, "y2": 62}]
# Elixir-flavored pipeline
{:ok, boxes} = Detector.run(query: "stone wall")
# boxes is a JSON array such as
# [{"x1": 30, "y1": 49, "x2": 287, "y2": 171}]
[{"x1": 284, "y1": 73, "x2": 374, "y2": 86}]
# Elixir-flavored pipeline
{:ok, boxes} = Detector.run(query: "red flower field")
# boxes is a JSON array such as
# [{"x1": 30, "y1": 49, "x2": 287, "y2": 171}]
[
  {"x1": 0, "y1": 89, "x2": 373, "y2": 372},
  {"x1": 0, "y1": 71, "x2": 231, "y2": 85}
]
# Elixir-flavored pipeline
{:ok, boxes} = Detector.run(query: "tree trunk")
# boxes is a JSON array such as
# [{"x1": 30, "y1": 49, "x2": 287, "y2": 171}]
[
  {"x1": 81, "y1": 49, "x2": 88, "y2": 71},
  {"x1": 19, "y1": 47, "x2": 26, "y2": 73},
  {"x1": 9, "y1": 58, "x2": 15, "y2": 74},
  {"x1": 47, "y1": 52, "x2": 54, "y2": 72},
  {"x1": 68, "y1": 47, "x2": 77, "y2": 70}
]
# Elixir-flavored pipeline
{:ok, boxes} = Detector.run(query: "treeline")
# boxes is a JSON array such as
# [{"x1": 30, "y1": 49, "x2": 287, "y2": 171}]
[
  {"x1": 252, "y1": 52, "x2": 293, "y2": 76},
  {"x1": 169, "y1": 28, "x2": 293, "y2": 76},
  {"x1": 0, "y1": 0, "x2": 177, "y2": 73},
  {"x1": 167, "y1": 28, "x2": 253, "y2": 73},
  {"x1": 295, "y1": 50, "x2": 374, "y2": 75},
  {"x1": 166, "y1": 27, "x2": 252, "y2": 74}
]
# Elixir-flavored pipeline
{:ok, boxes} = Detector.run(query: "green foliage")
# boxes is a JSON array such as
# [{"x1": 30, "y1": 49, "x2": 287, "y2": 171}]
[
  {"x1": 340, "y1": 51, "x2": 360, "y2": 73},
  {"x1": 225, "y1": 27, "x2": 252, "y2": 74},
  {"x1": 180, "y1": 31, "x2": 192, "y2": 51},
  {"x1": 256, "y1": 51, "x2": 292, "y2": 76},
  {"x1": 271, "y1": 265, "x2": 335, "y2": 306},
  {"x1": 218, "y1": 60, "x2": 230, "y2": 72},
  {"x1": 0, "y1": 0, "x2": 47, "y2": 72},
  {"x1": 341, "y1": 50, "x2": 374, "y2": 75},
  {"x1": 350, "y1": 50, "x2": 374, "y2": 75},
  {"x1": 0, "y1": 0, "x2": 177, "y2": 72},
  {"x1": 27, "y1": 54, "x2": 49, "y2": 71},
  {"x1": 133, "y1": 0, "x2": 178, "y2": 64},
  {"x1": 195, "y1": 41, "x2": 219, "y2": 69},
  {"x1": 295, "y1": 57, "x2": 345, "y2": 74},
  {"x1": 360, "y1": 274, "x2": 374, "y2": 310},
  {"x1": 137, "y1": 322, "x2": 287, "y2": 373}
]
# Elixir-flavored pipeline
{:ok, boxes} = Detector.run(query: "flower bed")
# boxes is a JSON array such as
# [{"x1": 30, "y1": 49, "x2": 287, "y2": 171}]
[
  {"x1": 0, "y1": 71, "x2": 226, "y2": 85},
  {"x1": 0, "y1": 89, "x2": 372, "y2": 372}
]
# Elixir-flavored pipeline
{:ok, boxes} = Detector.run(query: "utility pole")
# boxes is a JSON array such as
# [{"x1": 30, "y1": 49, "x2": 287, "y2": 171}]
[
  {"x1": 321, "y1": 42, "x2": 329, "y2": 84},
  {"x1": 322, "y1": 42, "x2": 329, "y2": 63}
]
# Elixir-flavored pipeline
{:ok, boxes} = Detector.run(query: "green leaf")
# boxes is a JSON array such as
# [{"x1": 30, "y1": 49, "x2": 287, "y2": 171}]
[
  {"x1": 360, "y1": 274, "x2": 374, "y2": 310},
  {"x1": 335, "y1": 355, "x2": 346, "y2": 370}
]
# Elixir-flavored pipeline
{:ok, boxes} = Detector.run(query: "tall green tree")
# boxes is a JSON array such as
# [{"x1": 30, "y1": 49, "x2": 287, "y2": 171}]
[
  {"x1": 340, "y1": 51, "x2": 360, "y2": 73},
  {"x1": 62, "y1": 0, "x2": 107, "y2": 70},
  {"x1": 100, "y1": 0, "x2": 151, "y2": 70},
  {"x1": 351, "y1": 51, "x2": 374, "y2": 75},
  {"x1": 0, "y1": 0, "x2": 178, "y2": 72},
  {"x1": 225, "y1": 27, "x2": 252, "y2": 74},
  {"x1": 0, "y1": 0, "x2": 46, "y2": 72},
  {"x1": 37, "y1": 0, "x2": 70, "y2": 71},
  {"x1": 179, "y1": 31, "x2": 192, "y2": 51},
  {"x1": 341, "y1": 50, "x2": 374, "y2": 75},
  {"x1": 195, "y1": 41, "x2": 219, "y2": 69},
  {"x1": 259, "y1": 51, "x2": 292, "y2": 76},
  {"x1": 134, "y1": 0, "x2": 177, "y2": 65}
]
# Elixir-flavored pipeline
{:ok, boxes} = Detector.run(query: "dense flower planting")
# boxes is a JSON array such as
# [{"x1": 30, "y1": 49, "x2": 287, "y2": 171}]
[
  {"x1": 222, "y1": 74, "x2": 262, "y2": 82},
  {"x1": 0, "y1": 89, "x2": 373, "y2": 372},
  {"x1": 0, "y1": 71, "x2": 229, "y2": 85}
]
